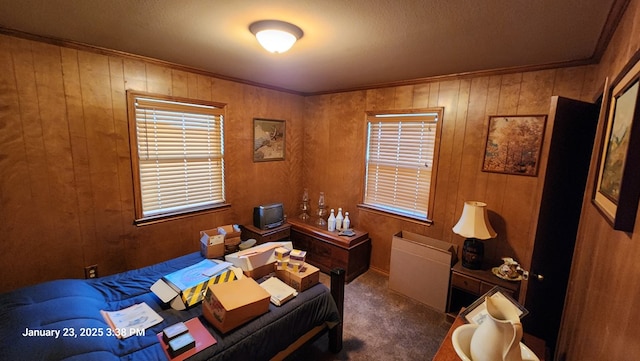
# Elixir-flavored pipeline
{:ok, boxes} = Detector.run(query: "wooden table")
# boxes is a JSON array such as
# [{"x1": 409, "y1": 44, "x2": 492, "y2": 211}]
[
  {"x1": 240, "y1": 223, "x2": 291, "y2": 244},
  {"x1": 447, "y1": 262, "x2": 520, "y2": 320},
  {"x1": 433, "y1": 316, "x2": 547, "y2": 360},
  {"x1": 287, "y1": 217, "x2": 371, "y2": 283}
]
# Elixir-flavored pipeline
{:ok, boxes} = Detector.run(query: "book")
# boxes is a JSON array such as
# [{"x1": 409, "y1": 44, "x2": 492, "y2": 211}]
[
  {"x1": 259, "y1": 276, "x2": 298, "y2": 306},
  {"x1": 157, "y1": 317, "x2": 217, "y2": 361},
  {"x1": 100, "y1": 302, "x2": 163, "y2": 339}
]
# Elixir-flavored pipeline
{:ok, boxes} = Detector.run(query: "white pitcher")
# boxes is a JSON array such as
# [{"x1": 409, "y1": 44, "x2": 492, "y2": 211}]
[{"x1": 469, "y1": 296, "x2": 523, "y2": 361}]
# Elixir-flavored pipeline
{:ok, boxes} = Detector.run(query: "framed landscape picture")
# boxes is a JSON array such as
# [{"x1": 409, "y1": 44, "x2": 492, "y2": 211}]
[
  {"x1": 253, "y1": 118, "x2": 285, "y2": 162},
  {"x1": 481, "y1": 115, "x2": 547, "y2": 176},
  {"x1": 593, "y1": 57, "x2": 640, "y2": 232}
]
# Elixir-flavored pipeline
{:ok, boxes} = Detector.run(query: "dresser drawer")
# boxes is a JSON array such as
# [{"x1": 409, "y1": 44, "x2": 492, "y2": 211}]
[{"x1": 451, "y1": 273, "x2": 481, "y2": 294}]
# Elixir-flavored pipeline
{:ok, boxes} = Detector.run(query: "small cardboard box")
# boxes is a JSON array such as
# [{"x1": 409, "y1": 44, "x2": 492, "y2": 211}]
[
  {"x1": 200, "y1": 229, "x2": 225, "y2": 259},
  {"x1": 202, "y1": 277, "x2": 270, "y2": 333},
  {"x1": 276, "y1": 263, "x2": 320, "y2": 292},
  {"x1": 217, "y1": 224, "x2": 241, "y2": 239}
]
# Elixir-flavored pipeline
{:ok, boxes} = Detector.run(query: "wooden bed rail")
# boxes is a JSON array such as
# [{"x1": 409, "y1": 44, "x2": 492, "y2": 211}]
[{"x1": 329, "y1": 267, "x2": 345, "y2": 353}]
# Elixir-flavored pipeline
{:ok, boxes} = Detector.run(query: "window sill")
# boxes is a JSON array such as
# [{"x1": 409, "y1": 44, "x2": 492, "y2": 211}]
[
  {"x1": 134, "y1": 203, "x2": 231, "y2": 226},
  {"x1": 357, "y1": 204, "x2": 433, "y2": 226}
]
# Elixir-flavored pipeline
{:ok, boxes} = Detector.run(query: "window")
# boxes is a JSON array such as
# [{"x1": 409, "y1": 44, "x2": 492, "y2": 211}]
[
  {"x1": 363, "y1": 109, "x2": 443, "y2": 221},
  {"x1": 127, "y1": 91, "x2": 226, "y2": 223}
]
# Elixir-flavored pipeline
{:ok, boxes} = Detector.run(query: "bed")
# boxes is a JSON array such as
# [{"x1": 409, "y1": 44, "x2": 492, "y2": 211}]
[{"x1": 0, "y1": 252, "x2": 344, "y2": 360}]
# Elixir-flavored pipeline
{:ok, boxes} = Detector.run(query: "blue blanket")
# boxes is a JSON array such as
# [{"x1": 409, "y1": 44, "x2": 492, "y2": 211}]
[{"x1": 0, "y1": 252, "x2": 340, "y2": 360}]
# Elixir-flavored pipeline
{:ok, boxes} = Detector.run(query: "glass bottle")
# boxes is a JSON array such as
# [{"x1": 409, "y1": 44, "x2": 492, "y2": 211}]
[
  {"x1": 335, "y1": 208, "x2": 344, "y2": 231},
  {"x1": 299, "y1": 188, "x2": 310, "y2": 219},
  {"x1": 327, "y1": 209, "x2": 336, "y2": 231},
  {"x1": 317, "y1": 192, "x2": 327, "y2": 226},
  {"x1": 343, "y1": 211, "x2": 351, "y2": 230}
]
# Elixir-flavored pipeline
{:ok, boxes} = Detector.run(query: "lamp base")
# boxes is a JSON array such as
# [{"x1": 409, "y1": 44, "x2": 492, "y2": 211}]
[{"x1": 462, "y1": 238, "x2": 484, "y2": 270}]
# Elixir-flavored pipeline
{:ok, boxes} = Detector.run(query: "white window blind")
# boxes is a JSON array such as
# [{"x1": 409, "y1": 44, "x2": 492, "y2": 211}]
[
  {"x1": 132, "y1": 95, "x2": 225, "y2": 219},
  {"x1": 364, "y1": 112, "x2": 439, "y2": 219}
]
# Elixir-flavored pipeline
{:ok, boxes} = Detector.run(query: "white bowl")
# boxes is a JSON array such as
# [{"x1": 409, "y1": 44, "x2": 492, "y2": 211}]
[{"x1": 452, "y1": 324, "x2": 540, "y2": 361}]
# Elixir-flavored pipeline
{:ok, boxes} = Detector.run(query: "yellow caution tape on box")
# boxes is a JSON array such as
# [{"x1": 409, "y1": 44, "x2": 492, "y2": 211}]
[{"x1": 181, "y1": 269, "x2": 237, "y2": 307}]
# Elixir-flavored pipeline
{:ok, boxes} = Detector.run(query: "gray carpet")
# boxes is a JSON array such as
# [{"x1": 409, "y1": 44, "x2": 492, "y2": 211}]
[{"x1": 289, "y1": 269, "x2": 452, "y2": 360}]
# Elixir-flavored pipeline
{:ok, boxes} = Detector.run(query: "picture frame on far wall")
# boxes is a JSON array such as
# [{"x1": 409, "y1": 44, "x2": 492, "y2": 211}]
[
  {"x1": 481, "y1": 115, "x2": 547, "y2": 176},
  {"x1": 593, "y1": 57, "x2": 640, "y2": 232},
  {"x1": 253, "y1": 118, "x2": 285, "y2": 162}
]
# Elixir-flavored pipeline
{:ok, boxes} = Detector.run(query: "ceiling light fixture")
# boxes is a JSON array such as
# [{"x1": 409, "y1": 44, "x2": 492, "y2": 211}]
[{"x1": 249, "y1": 20, "x2": 304, "y2": 54}]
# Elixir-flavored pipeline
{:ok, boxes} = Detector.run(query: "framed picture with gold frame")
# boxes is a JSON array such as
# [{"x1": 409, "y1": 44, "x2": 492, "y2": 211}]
[{"x1": 593, "y1": 57, "x2": 640, "y2": 232}]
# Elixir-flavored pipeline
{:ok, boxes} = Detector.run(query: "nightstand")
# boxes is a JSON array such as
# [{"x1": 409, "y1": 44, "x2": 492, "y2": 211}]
[
  {"x1": 447, "y1": 261, "x2": 520, "y2": 320},
  {"x1": 240, "y1": 223, "x2": 291, "y2": 245}
]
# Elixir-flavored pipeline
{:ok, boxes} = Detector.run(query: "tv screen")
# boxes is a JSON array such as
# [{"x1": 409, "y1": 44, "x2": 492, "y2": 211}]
[{"x1": 253, "y1": 203, "x2": 284, "y2": 230}]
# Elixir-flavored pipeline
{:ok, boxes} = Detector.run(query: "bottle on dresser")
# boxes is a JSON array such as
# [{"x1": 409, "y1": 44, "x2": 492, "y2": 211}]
[
  {"x1": 336, "y1": 208, "x2": 344, "y2": 230},
  {"x1": 343, "y1": 211, "x2": 350, "y2": 230},
  {"x1": 327, "y1": 209, "x2": 336, "y2": 232}
]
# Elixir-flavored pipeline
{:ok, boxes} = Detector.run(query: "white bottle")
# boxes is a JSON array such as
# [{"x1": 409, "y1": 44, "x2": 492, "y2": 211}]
[
  {"x1": 336, "y1": 208, "x2": 344, "y2": 231},
  {"x1": 343, "y1": 212, "x2": 351, "y2": 230},
  {"x1": 327, "y1": 209, "x2": 336, "y2": 231}
]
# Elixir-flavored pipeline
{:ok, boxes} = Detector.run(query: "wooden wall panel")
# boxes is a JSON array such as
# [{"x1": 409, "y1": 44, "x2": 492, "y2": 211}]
[
  {"x1": 0, "y1": 34, "x2": 304, "y2": 292},
  {"x1": 303, "y1": 67, "x2": 593, "y2": 280},
  {"x1": 556, "y1": 0, "x2": 640, "y2": 360}
]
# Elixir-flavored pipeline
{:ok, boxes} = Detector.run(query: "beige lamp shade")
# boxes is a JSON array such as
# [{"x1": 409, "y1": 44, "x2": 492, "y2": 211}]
[{"x1": 452, "y1": 201, "x2": 497, "y2": 240}]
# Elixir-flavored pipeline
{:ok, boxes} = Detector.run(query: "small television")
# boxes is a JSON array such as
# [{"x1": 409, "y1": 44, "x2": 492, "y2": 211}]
[{"x1": 253, "y1": 203, "x2": 284, "y2": 230}]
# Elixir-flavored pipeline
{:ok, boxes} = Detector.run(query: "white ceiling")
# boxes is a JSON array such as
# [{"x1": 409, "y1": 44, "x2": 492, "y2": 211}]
[{"x1": 0, "y1": 0, "x2": 621, "y2": 94}]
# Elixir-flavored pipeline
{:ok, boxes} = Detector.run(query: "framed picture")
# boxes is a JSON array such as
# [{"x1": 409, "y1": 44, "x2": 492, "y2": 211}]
[
  {"x1": 460, "y1": 286, "x2": 529, "y2": 325},
  {"x1": 482, "y1": 115, "x2": 547, "y2": 176},
  {"x1": 253, "y1": 118, "x2": 285, "y2": 162},
  {"x1": 593, "y1": 57, "x2": 640, "y2": 232}
]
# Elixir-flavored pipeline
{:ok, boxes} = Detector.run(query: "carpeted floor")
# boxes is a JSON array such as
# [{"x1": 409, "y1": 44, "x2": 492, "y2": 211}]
[{"x1": 289, "y1": 269, "x2": 452, "y2": 360}]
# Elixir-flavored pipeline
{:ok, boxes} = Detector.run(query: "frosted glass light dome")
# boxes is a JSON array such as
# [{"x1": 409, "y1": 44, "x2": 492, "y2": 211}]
[{"x1": 250, "y1": 20, "x2": 304, "y2": 54}]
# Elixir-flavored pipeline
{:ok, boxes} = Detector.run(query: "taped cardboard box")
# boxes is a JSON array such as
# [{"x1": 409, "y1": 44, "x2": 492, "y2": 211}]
[
  {"x1": 200, "y1": 229, "x2": 225, "y2": 259},
  {"x1": 276, "y1": 263, "x2": 320, "y2": 292},
  {"x1": 202, "y1": 277, "x2": 270, "y2": 333},
  {"x1": 151, "y1": 259, "x2": 239, "y2": 310}
]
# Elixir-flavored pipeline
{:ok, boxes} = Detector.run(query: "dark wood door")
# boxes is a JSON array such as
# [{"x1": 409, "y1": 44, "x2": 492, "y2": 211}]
[{"x1": 523, "y1": 96, "x2": 599, "y2": 356}]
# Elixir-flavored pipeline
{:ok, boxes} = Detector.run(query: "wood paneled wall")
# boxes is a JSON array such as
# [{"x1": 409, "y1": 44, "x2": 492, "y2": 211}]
[
  {"x1": 0, "y1": 34, "x2": 304, "y2": 292},
  {"x1": 557, "y1": 0, "x2": 640, "y2": 360},
  {"x1": 302, "y1": 68, "x2": 594, "y2": 279},
  {"x1": 2, "y1": 2, "x2": 639, "y2": 356}
]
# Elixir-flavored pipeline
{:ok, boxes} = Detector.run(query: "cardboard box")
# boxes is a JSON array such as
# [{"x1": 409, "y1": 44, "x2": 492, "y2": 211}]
[
  {"x1": 200, "y1": 229, "x2": 225, "y2": 259},
  {"x1": 225, "y1": 241, "x2": 292, "y2": 272},
  {"x1": 243, "y1": 261, "x2": 276, "y2": 279},
  {"x1": 274, "y1": 247, "x2": 290, "y2": 260},
  {"x1": 217, "y1": 224, "x2": 241, "y2": 239},
  {"x1": 389, "y1": 231, "x2": 457, "y2": 312},
  {"x1": 276, "y1": 263, "x2": 320, "y2": 292},
  {"x1": 290, "y1": 249, "x2": 306, "y2": 262},
  {"x1": 202, "y1": 277, "x2": 270, "y2": 333},
  {"x1": 151, "y1": 260, "x2": 238, "y2": 310}
]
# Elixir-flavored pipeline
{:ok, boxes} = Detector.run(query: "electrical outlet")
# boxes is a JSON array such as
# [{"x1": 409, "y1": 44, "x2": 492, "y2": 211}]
[{"x1": 84, "y1": 264, "x2": 98, "y2": 279}]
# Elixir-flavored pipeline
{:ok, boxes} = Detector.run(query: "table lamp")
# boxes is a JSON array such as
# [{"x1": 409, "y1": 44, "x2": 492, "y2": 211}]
[{"x1": 452, "y1": 201, "x2": 497, "y2": 269}]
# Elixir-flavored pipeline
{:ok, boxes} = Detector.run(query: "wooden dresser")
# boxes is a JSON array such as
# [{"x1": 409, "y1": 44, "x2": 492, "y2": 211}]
[{"x1": 287, "y1": 217, "x2": 371, "y2": 282}]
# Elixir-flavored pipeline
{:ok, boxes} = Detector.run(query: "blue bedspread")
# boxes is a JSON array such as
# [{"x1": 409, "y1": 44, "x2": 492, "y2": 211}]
[{"x1": 0, "y1": 252, "x2": 340, "y2": 360}]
